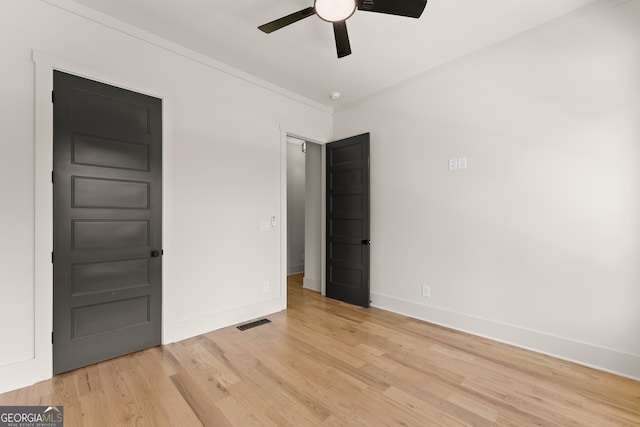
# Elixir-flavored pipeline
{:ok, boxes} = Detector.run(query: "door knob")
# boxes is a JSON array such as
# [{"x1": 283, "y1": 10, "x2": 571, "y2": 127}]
[
  {"x1": 151, "y1": 250, "x2": 162, "y2": 257},
  {"x1": 361, "y1": 240, "x2": 371, "y2": 245}
]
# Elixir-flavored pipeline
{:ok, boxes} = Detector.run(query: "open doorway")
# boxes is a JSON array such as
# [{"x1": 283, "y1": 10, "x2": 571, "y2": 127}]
[{"x1": 286, "y1": 137, "x2": 323, "y2": 295}]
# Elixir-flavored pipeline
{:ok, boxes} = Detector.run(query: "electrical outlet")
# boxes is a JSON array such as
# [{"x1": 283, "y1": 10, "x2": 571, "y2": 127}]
[
  {"x1": 262, "y1": 281, "x2": 270, "y2": 293},
  {"x1": 448, "y1": 158, "x2": 458, "y2": 170},
  {"x1": 422, "y1": 285, "x2": 431, "y2": 298}
]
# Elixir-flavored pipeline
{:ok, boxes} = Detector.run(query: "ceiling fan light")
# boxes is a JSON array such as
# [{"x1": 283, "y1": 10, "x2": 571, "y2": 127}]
[{"x1": 315, "y1": 0, "x2": 356, "y2": 22}]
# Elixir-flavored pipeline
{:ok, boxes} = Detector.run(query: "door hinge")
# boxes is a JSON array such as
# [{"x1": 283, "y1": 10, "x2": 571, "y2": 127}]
[
  {"x1": 51, "y1": 252, "x2": 54, "y2": 263},
  {"x1": 51, "y1": 90, "x2": 55, "y2": 103},
  {"x1": 51, "y1": 171, "x2": 54, "y2": 183},
  {"x1": 51, "y1": 331, "x2": 54, "y2": 344}
]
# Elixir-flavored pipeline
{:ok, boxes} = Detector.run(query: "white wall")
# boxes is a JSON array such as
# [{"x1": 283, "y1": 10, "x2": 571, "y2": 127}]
[
  {"x1": 0, "y1": 0, "x2": 331, "y2": 393},
  {"x1": 334, "y1": 0, "x2": 640, "y2": 379},
  {"x1": 287, "y1": 141, "x2": 306, "y2": 274},
  {"x1": 304, "y1": 142, "x2": 323, "y2": 292}
]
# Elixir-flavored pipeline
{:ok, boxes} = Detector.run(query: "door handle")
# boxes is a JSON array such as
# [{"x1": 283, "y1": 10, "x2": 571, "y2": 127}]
[
  {"x1": 151, "y1": 250, "x2": 163, "y2": 257},
  {"x1": 361, "y1": 240, "x2": 371, "y2": 245}
]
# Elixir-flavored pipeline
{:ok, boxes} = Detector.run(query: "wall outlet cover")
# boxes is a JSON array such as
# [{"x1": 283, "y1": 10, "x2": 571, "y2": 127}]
[{"x1": 422, "y1": 285, "x2": 431, "y2": 298}]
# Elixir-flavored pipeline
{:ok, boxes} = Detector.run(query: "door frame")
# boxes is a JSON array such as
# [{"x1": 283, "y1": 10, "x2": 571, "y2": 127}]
[
  {"x1": 279, "y1": 127, "x2": 329, "y2": 302},
  {"x1": 29, "y1": 50, "x2": 174, "y2": 383}
]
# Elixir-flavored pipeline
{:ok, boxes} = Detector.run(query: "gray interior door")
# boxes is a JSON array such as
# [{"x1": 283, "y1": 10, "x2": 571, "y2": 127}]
[
  {"x1": 53, "y1": 71, "x2": 162, "y2": 374},
  {"x1": 326, "y1": 133, "x2": 370, "y2": 308}
]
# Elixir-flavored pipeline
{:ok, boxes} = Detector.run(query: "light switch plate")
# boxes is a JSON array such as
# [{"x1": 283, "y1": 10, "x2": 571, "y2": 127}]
[{"x1": 458, "y1": 157, "x2": 467, "y2": 169}]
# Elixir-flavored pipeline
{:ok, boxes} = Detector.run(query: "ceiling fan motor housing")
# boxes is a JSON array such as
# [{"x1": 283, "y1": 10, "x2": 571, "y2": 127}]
[{"x1": 314, "y1": 0, "x2": 357, "y2": 23}]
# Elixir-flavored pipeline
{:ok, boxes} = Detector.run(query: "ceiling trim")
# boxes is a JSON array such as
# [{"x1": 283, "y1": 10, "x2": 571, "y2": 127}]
[{"x1": 41, "y1": 0, "x2": 333, "y2": 114}]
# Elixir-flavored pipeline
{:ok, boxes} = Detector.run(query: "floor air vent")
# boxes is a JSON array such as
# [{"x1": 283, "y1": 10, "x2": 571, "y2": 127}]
[{"x1": 237, "y1": 318, "x2": 271, "y2": 331}]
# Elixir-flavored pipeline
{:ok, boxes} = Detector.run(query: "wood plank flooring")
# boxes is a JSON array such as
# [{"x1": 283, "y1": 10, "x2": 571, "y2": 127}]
[{"x1": 1, "y1": 273, "x2": 638, "y2": 426}]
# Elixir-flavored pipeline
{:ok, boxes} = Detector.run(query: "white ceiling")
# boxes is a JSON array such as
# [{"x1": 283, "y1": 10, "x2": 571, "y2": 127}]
[{"x1": 69, "y1": 0, "x2": 597, "y2": 107}]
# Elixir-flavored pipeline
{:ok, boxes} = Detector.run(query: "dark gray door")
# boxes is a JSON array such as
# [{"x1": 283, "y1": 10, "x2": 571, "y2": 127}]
[
  {"x1": 53, "y1": 71, "x2": 162, "y2": 374},
  {"x1": 326, "y1": 133, "x2": 370, "y2": 308}
]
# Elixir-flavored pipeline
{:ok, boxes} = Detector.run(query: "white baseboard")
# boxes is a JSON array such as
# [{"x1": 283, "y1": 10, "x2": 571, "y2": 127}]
[
  {"x1": 287, "y1": 264, "x2": 304, "y2": 275},
  {"x1": 371, "y1": 292, "x2": 640, "y2": 381},
  {"x1": 0, "y1": 359, "x2": 51, "y2": 395},
  {"x1": 303, "y1": 276, "x2": 321, "y2": 292},
  {"x1": 168, "y1": 297, "x2": 285, "y2": 344}
]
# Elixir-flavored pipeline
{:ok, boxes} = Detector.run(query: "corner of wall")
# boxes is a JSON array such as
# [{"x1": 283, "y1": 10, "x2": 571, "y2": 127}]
[{"x1": 303, "y1": 276, "x2": 321, "y2": 292}]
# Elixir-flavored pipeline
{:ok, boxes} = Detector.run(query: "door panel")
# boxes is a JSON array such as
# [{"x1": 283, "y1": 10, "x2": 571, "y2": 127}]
[
  {"x1": 326, "y1": 133, "x2": 370, "y2": 308},
  {"x1": 71, "y1": 220, "x2": 150, "y2": 250},
  {"x1": 53, "y1": 71, "x2": 162, "y2": 374},
  {"x1": 72, "y1": 296, "x2": 150, "y2": 338},
  {"x1": 71, "y1": 258, "x2": 149, "y2": 295},
  {"x1": 72, "y1": 135, "x2": 150, "y2": 171},
  {"x1": 72, "y1": 177, "x2": 150, "y2": 209}
]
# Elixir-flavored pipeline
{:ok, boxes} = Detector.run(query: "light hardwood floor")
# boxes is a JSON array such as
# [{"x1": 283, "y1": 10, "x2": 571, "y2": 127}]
[{"x1": 1, "y1": 273, "x2": 638, "y2": 426}]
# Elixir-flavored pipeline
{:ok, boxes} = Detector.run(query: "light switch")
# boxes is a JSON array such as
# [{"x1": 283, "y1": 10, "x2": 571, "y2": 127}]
[
  {"x1": 458, "y1": 157, "x2": 467, "y2": 169},
  {"x1": 260, "y1": 220, "x2": 270, "y2": 232}
]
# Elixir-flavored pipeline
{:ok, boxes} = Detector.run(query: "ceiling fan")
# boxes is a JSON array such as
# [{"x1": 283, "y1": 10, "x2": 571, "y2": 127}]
[{"x1": 258, "y1": 0, "x2": 428, "y2": 58}]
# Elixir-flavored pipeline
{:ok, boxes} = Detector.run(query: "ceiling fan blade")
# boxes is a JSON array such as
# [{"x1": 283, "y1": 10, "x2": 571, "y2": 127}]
[
  {"x1": 333, "y1": 21, "x2": 352, "y2": 58},
  {"x1": 258, "y1": 7, "x2": 316, "y2": 33},
  {"x1": 357, "y1": 0, "x2": 427, "y2": 18}
]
